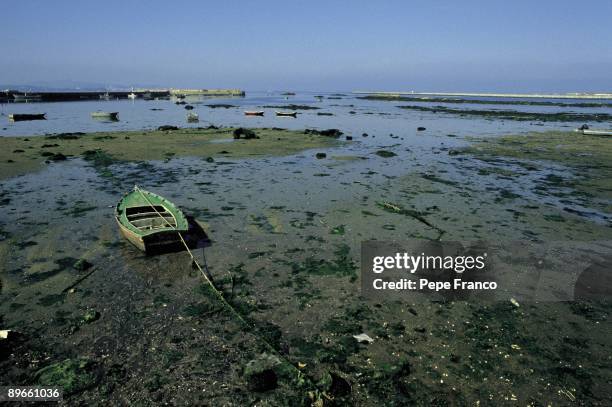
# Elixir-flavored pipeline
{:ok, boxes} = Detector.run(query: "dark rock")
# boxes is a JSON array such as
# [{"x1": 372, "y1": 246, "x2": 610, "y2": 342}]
[
  {"x1": 244, "y1": 353, "x2": 281, "y2": 392},
  {"x1": 448, "y1": 150, "x2": 460, "y2": 156},
  {"x1": 157, "y1": 125, "x2": 179, "y2": 131},
  {"x1": 446, "y1": 134, "x2": 457, "y2": 137},
  {"x1": 375, "y1": 150, "x2": 397, "y2": 158},
  {"x1": 317, "y1": 112, "x2": 334, "y2": 116},
  {"x1": 329, "y1": 373, "x2": 351, "y2": 397},
  {"x1": 417, "y1": 127, "x2": 426, "y2": 131},
  {"x1": 50, "y1": 153, "x2": 67, "y2": 161},
  {"x1": 362, "y1": 133, "x2": 369, "y2": 137},
  {"x1": 304, "y1": 129, "x2": 343, "y2": 138},
  {"x1": 316, "y1": 153, "x2": 327, "y2": 159},
  {"x1": 346, "y1": 136, "x2": 353, "y2": 141},
  {"x1": 233, "y1": 128, "x2": 258, "y2": 139},
  {"x1": 13, "y1": 149, "x2": 24, "y2": 153},
  {"x1": 41, "y1": 144, "x2": 59, "y2": 148},
  {"x1": 46, "y1": 132, "x2": 84, "y2": 140},
  {"x1": 184, "y1": 105, "x2": 194, "y2": 110},
  {"x1": 205, "y1": 157, "x2": 215, "y2": 163},
  {"x1": 206, "y1": 104, "x2": 236, "y2": 109},
  {"x1": 73, "y1": 259, "x2": 93, "y2": 271}
]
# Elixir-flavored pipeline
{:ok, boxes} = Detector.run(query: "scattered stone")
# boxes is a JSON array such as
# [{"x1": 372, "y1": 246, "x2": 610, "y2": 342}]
[
  {"x1": 362, "y1": 133, "x2": 369, "y2": 137},
  {"x1": 448, "y1": 150, "x2": 460, "y2": 156},
  {"x1": 205, "y1": 157, "x2": 215, "y2": 163},
  {"x1": 233, "y1": 128, "x2": 258, "y2": 139},
  {"x1": 82, "y1": 310, "x2": 100, "y2": 324},
  {"x1": 346, "y1": 136, "x2": 353, "y2": 141},
  {"x1": 317, "y1": 112, "x2": 334, "y2": 116},
  {"x1": 13, "y1": 149, "x2": 25, "y2": 153},
  {"x1": 184, "y1": 105, "x2": 194, "y2": 110},
  {"x1": 417, "y1": 127, "x2": 426, "y2": 131},
  {"x1": 316, "y1": 153, "x2": 327, "y2": 159},
  {"x1": 157, "y1": 125, "x2": 179, "y2": 131},
  {"x1": 375, "y1": 150, "x2": 396, "y2": 158},
  {"x1": 0, "y1": 330, "x2": 13, "y2": 340},
  {"x1": 244, "y1": 353, "x2": 281, "y2": 392},
  {"x1": 353, "y1": 333, "x2": 374, "y2": 344}
]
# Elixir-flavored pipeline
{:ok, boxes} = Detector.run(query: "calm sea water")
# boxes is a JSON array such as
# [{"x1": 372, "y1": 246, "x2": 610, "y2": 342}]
[{"x1": 3, "y1": 91, "x2": 610, "y2": 140}]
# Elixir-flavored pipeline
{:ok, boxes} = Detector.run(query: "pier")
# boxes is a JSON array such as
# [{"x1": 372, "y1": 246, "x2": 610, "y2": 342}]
[{"x1": 1, "y1": 88, "x2": 245, "y2": 102}]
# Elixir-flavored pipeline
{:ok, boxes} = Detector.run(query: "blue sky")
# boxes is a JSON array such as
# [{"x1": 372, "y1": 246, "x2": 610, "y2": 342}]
[{"x1": 2, "y1": 0, "x2": 611, "y2": 92}]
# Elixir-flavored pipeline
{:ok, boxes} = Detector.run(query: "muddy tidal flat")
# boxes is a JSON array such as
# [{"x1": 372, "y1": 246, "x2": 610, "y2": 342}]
[{"x1": 1, "y1": 93, "x2": 611, "y2": 405}]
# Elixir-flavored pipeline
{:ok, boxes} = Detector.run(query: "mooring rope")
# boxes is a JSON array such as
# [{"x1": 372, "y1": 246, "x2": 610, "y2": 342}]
[{"x1": 132, "y1": 186, "x2": 312, "y2": 392}]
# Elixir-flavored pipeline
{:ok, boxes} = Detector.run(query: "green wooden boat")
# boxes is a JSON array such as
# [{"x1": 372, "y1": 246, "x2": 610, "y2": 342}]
[{"x1": 115, "y1": 186, "x2": 189, "y2": 253}]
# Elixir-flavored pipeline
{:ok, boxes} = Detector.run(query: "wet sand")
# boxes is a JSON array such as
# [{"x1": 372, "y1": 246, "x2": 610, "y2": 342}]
[{"x1": 0, "y1": 127, "x2": 610, "y2": 405}]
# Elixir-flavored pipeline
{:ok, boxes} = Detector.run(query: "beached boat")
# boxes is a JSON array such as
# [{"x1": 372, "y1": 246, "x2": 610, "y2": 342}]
[
  {"x1": 574, "y1": 128, "x2": 612, "y2": 136},
  {"x1": 244, "y1": 111, "x2": 264, "y2": 116},
  {"x1": 276, "y1": 111, "x2": 297, "y2": 117},
  {"x1": 8, "y1": 113, "x2": 46, "y2": 121},
  {"x1": 127, "y1": 92, "x2": 137, "y2": 99},
  {"x1": 115, "y1": 186, "x2": 189, "y2": 253},
  {"x1": 91, "y1": 111, "x2": 119, "y2": 120},
  {"x1": 187, "y1": 112, "x2": 199, "y2": 122}
]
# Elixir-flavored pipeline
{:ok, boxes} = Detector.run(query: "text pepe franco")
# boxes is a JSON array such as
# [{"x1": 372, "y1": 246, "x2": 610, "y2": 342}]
[{"x1": 371, "y1": 251, "x2": 498, "y2": 291}]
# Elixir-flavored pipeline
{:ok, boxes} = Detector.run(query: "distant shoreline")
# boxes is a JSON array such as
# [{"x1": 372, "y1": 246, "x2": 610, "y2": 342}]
[{"x1": 353, "y1": 90, "x2": 612, "y2": 100}]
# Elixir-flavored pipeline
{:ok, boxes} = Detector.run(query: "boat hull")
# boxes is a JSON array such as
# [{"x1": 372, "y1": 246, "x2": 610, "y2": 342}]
[
  {"x1": 244, "y1": 111, "x2": 264, "y2": 116},
  {"x1": 115, "y1": 187, "x2": 189, "y2": 253},
  {"x1": 575, "y1": 129, "x2": 612, "y2": 136},
  {"x1": 91, "y1": 112, "x2": 119, "y2": 120},
  {"x1": 9, "y1": 113, "x2": 46, "y2": 121},
  {"x1": 116, "y1": 217, "x2": 185, "y2": 253},
  {"x1": 276, "y1": 111, "x2": 297, "y2": 117}
]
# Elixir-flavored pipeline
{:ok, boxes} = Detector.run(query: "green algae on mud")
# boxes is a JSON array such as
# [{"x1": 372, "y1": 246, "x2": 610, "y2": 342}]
[
  {"x1": 359, "y1": 94, "x2": 612, "y2": 108},
  {"x1": 465, "y1": 131, "x2": 612, "y2": 206},
  {"x1": 0, "y1": 127, "x2": 340, "y2": 180}
]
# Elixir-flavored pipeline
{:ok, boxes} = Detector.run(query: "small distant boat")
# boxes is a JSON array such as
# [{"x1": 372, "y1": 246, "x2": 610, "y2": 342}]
[
  {"x1": 91, "y1": 111, "x2": 119, "y2": 120},
  {"x1": 244, "y1": 111, "x2": 264, "y2": 116},
  {"x1": 127, "y1": 92, "x2": 137, "y2": 99},
  {"x1": 8, "y1": 113, "x2": 46, "y2": 121},
  {"x1": 99, "y1": 92, "x2": 111, "y2": 100},
  {"x1": 276, "y1": 111, "x2": 297, "y2": 117},
  {"x1": 187, "y1": 112, "x2": 199, "y2": 122},
  {"x1": 574, "y1": 128, "x2": 612, "y2": 136},
  {"x1": 115, "y1": 186, "x2": 189, "y2": 253},
  {"x1": 12, "y1": 92, "x2": 42, "y2": 102}
]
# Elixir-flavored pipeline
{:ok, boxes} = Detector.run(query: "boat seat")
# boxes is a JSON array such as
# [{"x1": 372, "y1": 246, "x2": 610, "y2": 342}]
[
  {"x1": 127, "y1": 211, "x2": 172, "y2": 220},
  {"x1": 130, "y1": 217, "x2": 177, "y2": 229}
]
